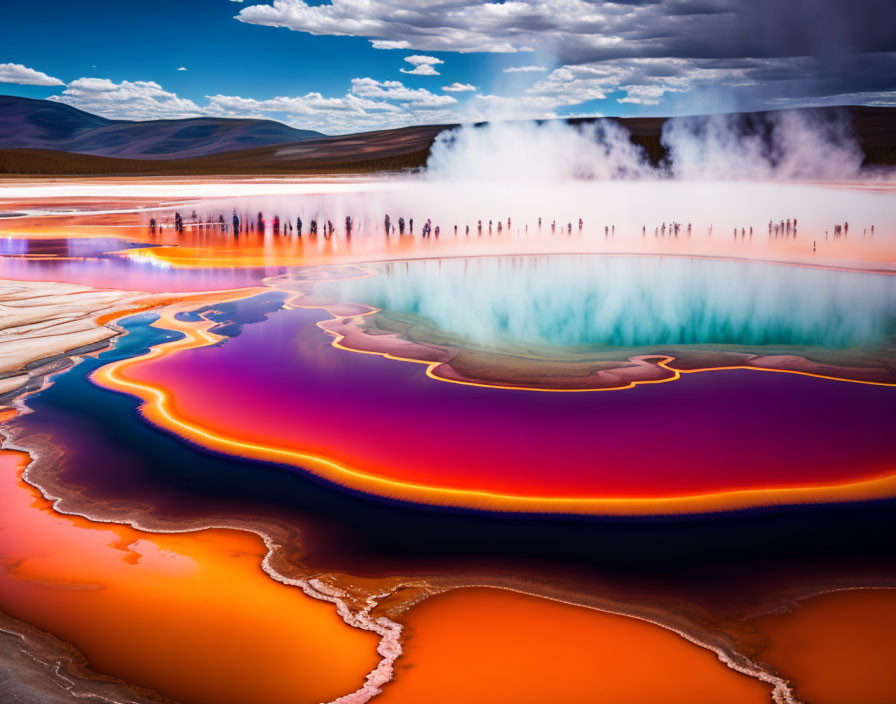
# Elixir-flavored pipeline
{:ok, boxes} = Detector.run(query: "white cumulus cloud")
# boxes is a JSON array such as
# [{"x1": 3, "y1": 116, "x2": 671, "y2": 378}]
[
  {"x1": 400, "y1": 55, "x2": 444, "y2": 76},
  {"x1": 0, "y1": 62, "x2": 64, "y2": 86},
  {"x1": 442, "y1": 82, "x2": 476, "y2": 92},
  {"x1": 43, "y1": 72, "x2": 469, "y2": 133},
  {"x1": 350, "y1": 78, "x2": 456, "y2": 108},
  {"x1": 49, "y1": 78, "x2": 201, "y2": 120}
]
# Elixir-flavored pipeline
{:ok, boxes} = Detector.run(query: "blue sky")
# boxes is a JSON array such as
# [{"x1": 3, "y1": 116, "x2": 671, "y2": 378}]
[{"x1": 2, "y1": 0, "x2": 895, "y2": 134}]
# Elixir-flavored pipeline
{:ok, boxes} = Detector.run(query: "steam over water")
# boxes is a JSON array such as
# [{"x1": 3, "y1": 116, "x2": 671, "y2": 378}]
[
  {"x1": 335, "y1": 256, "x2": 896, "y2": 350},
  {"x1": 426, "y1": 109, "x2": 868, "y2": 183}
]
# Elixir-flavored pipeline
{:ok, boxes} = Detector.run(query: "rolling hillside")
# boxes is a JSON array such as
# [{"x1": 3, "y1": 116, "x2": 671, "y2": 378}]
[{"x1": 0, "y1": 95, "x2": 323, "y2": 160}]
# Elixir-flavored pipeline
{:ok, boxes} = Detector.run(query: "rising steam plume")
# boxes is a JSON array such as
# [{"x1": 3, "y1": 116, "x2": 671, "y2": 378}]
[{"x1": 426, "y1": 108, "x2": 871, "y2": 183}]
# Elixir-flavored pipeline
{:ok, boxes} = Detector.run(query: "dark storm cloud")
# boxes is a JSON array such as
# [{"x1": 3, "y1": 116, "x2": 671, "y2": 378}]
[
  {"x1": 234, "y1": 0, "x2": 896, "y2": 109},
  {"x1": 235, "y1": 0, "x2": 896, "y2": 62}
]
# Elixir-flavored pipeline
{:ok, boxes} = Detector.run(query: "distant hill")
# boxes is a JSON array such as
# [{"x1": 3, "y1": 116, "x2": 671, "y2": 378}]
[
  {"x1": 0, "y1": 95, "x2": 323, "y2": 160},
  {"x1": 0, "y1": 98, "x2": 894, "y2": 176}
]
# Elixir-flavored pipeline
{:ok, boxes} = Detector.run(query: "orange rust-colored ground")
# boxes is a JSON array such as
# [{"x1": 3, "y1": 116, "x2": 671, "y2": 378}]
[
  {"x1": 749, "y1": 589, "x2": 896, "y2": 704},
  {"x1": 376, "y1": 587, "x2": 773, "y2": 704},
  {"x1": 0, "y1": 447, "x2": 380, "y2": 704}
]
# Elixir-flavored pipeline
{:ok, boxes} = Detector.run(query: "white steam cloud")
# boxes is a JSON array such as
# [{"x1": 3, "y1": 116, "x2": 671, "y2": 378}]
[
  {"x1": 426, "y1": 119, "x2": 654, "y2": 182},
  {"x1": 662, "y1": 110, "x2": 865, "y2": 181},
  {"x1": 425, "y1": 109, "x2": 875, "y2": 183}
]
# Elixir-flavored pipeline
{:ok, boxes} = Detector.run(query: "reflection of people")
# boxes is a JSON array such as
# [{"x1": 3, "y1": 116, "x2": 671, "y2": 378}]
[
  {"x1": 296, "y1": 216, "x2": 302, "y2": 236},
  {"x1": 232, "y1": 211, "x2": 240, "y2": 234},
  {"x1": 345, "y1": 216, "x2": 353, "y2": 235}
]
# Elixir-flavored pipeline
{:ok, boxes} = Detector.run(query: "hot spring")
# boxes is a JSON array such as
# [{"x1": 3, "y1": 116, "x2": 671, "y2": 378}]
[{"x1": 328, "y1": 254, "x2": 896, "y2": 354}]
